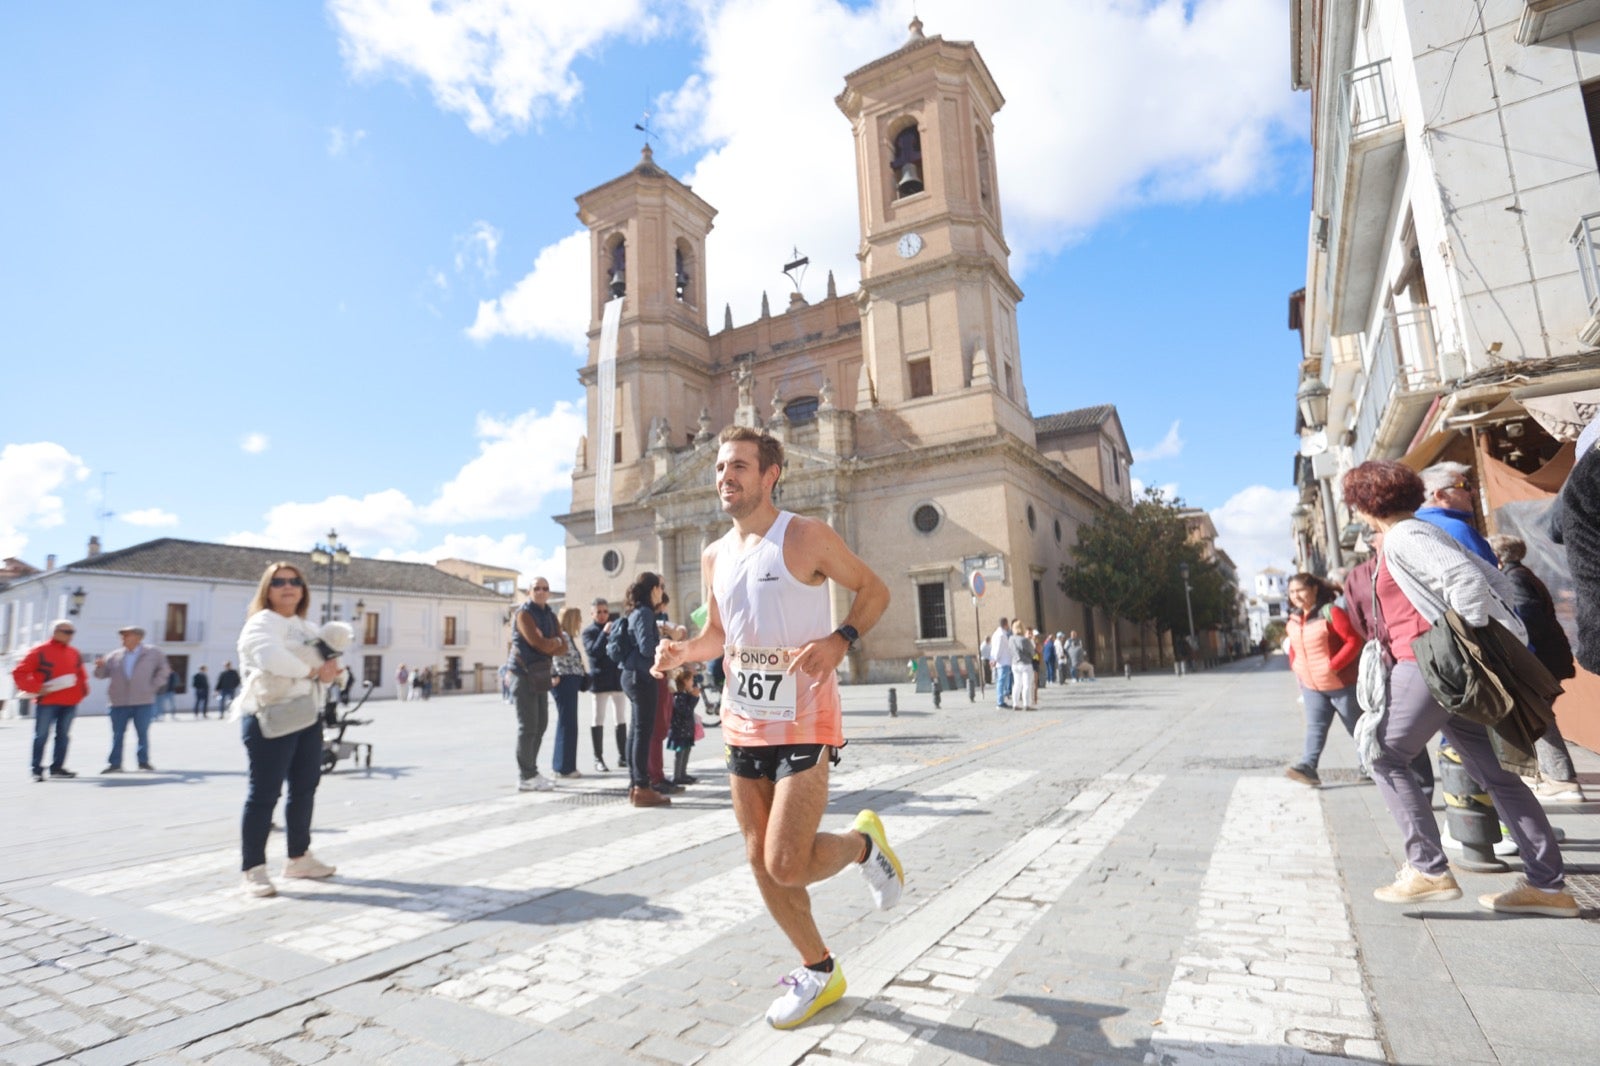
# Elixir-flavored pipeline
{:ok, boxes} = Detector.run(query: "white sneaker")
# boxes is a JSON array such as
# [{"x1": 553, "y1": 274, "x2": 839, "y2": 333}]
[
  {"x1": 242, "y1": 865, "x2": 277, "y2": 898},
  {"x1": 1534, "y1": 778, "x2": 1586, "y2": 803},
  {"x1": 532, "y1": 773, "x2": 554, "y2": 792},
  {"x1": 283, "y1": 852, "x2": 336, "y2": 879},
  {"x1": 851, "y1": 810, "x2": 904, "y2": 910},
  {"x1": 764, "y1": 963, "x2": 846, "y2": 1029}
]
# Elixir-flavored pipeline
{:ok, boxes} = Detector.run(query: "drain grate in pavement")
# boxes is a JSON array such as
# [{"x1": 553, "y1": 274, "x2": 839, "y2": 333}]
[
  {"x1": 1567, "y1": 873, "x2": 1600, "y2": 921},
  {"x1": 1183, "y1": 756, "x2": 1282, "y2": 771},
  {"x1": 554, "y1": 789, "x2": 631, "y2": 806}
]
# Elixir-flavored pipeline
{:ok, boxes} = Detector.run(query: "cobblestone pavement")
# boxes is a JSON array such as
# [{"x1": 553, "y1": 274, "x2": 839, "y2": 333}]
[{"x1": 2, "y1": 660, "x2": 1598, "y2": 1065}]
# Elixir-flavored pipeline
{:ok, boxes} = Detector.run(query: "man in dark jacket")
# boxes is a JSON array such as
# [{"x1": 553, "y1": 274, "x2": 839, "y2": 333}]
[
  {"x1": 1488, "y1": 533, "x2": 1585, "y2": 802},
  {"x1": 191, "y1": 666, "x2": 210, "y2": 718},
  {"x1": 580, "y1": 598, "x2": 627, "y2": 772},
  {"x1": 1557, "y1": 440, "x2": 1600, "y2": 675},
  {"x1": 215, "y1": 662, "x2": 241, "y2": 716},
  {"x1": 509, "y1": 577, "x2": 564, "y2": 791}
]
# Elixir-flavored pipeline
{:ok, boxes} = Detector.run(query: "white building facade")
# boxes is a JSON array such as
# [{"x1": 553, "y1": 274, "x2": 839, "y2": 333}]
[
  {"x1": 0, "y1": 539, "x2": 513, "y2": 716},
  {"x1": 1291, "y1": 0, "x2": 1600, "y2": 571}
]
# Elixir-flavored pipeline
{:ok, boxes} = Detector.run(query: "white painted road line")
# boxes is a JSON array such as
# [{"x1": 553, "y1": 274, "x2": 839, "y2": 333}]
[
  {"x1": 1151, "y1": 776, "x2": 1384, "y2": 1063},
  {"x1": 706, "y1": 773, "x2": 1165, "y2": 1066},
  {"x1": 428, "y1": 767, "x2": 1038, "y2": 1023}
]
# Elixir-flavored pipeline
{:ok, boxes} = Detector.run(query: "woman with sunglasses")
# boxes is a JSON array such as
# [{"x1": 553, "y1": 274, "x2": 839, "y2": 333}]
[{"x1": 233, "y1": 563, "x2": 343, "y2": 898}]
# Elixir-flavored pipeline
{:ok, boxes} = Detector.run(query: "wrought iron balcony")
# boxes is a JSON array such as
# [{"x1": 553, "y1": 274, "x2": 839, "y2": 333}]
[
  {"x1": 1572, "y1": 212, "x2": 1600, "y2": 346},
  {"x1": 1352, "y1": 306, "x2": 1457, "y2": 460}
]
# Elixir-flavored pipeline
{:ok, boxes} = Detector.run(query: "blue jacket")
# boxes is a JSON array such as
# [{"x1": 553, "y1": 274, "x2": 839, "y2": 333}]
[
  {"x1": 624, "y1": 605, "x2": 660, "y2": 674},
  {"x1": 1415, "y1": 507, "x2": 1498, "y2": 566}
]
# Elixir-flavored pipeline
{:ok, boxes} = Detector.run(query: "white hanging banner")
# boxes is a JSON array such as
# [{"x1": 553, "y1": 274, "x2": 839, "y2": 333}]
[{"x1": 594, "y1": 296, "x2": 624, "y2": 536}]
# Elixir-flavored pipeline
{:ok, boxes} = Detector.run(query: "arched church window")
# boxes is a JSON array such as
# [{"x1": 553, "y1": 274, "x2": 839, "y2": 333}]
[
  {"x1": 976, "y1": 129, "x2": 993, "y2": 210},
  {"x1": 891, "y1": 124, "x2": 924, "y2": 199},
  {"x1": 784, "y1": 396, "x2": 819, "y2": 424},
  {"x1": 675, "y1": 241, "x2": 693, "y2": 304},
  {"x1": 606, "y1": 236, "x2": 626, "y2": 299}
]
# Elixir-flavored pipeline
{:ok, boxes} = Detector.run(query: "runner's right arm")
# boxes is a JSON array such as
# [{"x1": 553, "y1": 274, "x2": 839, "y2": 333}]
[{"x1": 652, "y1": 542, "x2": 727, "y2": 677}]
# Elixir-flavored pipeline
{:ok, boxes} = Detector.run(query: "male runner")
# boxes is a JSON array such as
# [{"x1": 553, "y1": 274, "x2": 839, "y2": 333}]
[{"x1": 653, "y1": 424, "x2": 897, "y2": 1029}]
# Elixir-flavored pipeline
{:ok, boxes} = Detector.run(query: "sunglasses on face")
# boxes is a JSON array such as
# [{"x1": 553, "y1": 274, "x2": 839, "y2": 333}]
[
  {"x1": 55, "y1": 628, "x2": 75, "y2": 635},
  {"x1": 270, "y1": 576, "x2": 305, "y2": 588},
  {"x1": 532, "y1": 586, "x2": 550, "y2": 592}
]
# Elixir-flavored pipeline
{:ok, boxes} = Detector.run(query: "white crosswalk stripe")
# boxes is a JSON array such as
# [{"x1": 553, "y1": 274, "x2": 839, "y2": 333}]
[
  {"x1": 710, "y1": 773, "x2": 1165, "y2": 1065},
  {"x1": 1151, "y1": 777, "x2": 1384, "y2": 1063},
  {"x1": 426, "y1": 767, "x2": 1038, "y2": 1023}
]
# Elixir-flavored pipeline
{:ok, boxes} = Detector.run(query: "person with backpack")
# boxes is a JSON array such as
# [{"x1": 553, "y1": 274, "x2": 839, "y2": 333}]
[
  {"x1": 1283, "y1": 572, "x2": 1362, "y2": 787},
  {"x1": 611, "y1": 571, "x2": 669, "y2": 807}
]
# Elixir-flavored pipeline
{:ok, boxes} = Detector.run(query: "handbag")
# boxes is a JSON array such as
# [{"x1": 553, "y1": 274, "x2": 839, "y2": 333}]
[
  {"x1": 1352, "y1": 564, "x2": 1389, "y2": 770},
  {"x1": 257, "y1": 693, "x2": 319, "y2": 739}
]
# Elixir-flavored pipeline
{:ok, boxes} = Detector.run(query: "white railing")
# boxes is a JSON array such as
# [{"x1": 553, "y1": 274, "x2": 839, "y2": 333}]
[
  {"x1": 1353, "y1": 306, "x2": 1446, "y2": 459},
  {"x1": 1572, "y1": 212, "x2": 1600, "y2": 314},
  {"x1": 1322, "y1": 59, "x2": 1400, "y2": 309}
]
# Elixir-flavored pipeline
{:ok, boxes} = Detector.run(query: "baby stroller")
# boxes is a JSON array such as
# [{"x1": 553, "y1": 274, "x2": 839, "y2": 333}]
[
  {"x1": 322, "y1": 680, "x2": 375, "y2": 772},
  {"x1": 698, "y1": 659, "x2": 723, "y2": 725}
]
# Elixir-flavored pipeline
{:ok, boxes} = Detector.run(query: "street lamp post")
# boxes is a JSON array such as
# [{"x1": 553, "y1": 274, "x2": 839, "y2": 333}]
[
  {"x1": 310, "y1": 528, "x2": 350, "y2": 624},
  {"x1": 1179, "y1": 561, "x2": 1198, "y2": 673}
]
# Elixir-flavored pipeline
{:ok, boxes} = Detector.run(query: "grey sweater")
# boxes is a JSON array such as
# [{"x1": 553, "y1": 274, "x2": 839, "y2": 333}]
[{"x1": 1381, "y1": 519, "x2": 1526, "y2": 643}]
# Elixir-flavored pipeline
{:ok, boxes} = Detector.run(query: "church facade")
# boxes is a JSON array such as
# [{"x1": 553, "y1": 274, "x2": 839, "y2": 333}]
[{"x1": 555, "y1": 22, "x2": 1135, "y2": 681}]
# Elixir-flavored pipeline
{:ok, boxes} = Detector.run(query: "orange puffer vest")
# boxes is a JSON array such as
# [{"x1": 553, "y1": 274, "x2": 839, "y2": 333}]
[{"x1": 1288, "y1": 607, "x2": 1356, "y2": 692}]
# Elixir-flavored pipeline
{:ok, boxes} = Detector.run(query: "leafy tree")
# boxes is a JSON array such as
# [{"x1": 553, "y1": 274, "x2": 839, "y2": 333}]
[{"x1": 1060, "y1": 487, "x2": 1239, "y2": 666}]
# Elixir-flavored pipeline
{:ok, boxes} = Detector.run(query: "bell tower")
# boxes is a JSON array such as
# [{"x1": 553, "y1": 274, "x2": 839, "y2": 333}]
[
  {"x1": 837, "y1": 18, "x2": 1032, "y2": 447},
  {"x1": 571, "y1": 146, "x2": 717, "y2": 511}
]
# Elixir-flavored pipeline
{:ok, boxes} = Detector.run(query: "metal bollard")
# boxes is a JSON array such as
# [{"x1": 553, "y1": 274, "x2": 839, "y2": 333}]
[
  {"x1": 967, "y1": 675, "x2": 976, "y2": 702},
  {"x1": 1124, "y1": 663, "x2": 1132, "y2": 680},
  {"x1": 1440, "y1": 748, "x2": 1508, "y2": 872},
  {"x1": 887, "y1": 687, "x2": 898, "y2": 717},
  {"x1": 931, "y1": 675, "x2": 941, "y2": 709}
]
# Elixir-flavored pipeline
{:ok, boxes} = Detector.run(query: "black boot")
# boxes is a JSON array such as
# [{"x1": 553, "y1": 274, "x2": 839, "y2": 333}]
[
  {"x1": 671, "y1": 747, "x2": 697, "y2": 786},
  {"x1": 591, "y1": 726, "x2": 609, "y2": 772},
  {"x1": 616, "y1": 724, "x2": 628, "y2": 768}
]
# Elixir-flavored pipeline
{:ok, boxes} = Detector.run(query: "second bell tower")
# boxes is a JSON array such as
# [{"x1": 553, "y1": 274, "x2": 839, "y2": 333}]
[{"x1": 837, "y1": 19, "x2": 1033, "y2": 447}]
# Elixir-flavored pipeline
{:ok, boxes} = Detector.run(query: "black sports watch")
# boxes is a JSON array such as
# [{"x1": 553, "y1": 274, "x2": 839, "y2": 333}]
[{"x1": 833, "y1": 624, "x2": 860, "y2": 650}]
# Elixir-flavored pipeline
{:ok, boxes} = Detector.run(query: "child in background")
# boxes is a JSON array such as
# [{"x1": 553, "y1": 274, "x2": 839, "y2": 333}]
[{"x1": 669, "y1": 667, "x2": 701, "y2": 786}]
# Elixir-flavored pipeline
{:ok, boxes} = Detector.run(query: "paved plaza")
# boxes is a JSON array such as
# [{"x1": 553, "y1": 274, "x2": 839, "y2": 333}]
[{"x1": 3, "y1": 660, "x2": 1598, "y2": 1065}]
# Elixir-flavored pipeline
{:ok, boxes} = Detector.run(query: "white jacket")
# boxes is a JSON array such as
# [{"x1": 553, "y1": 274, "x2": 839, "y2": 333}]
[{"x1": 232, "y1": 610, "x2": 324, "y2": 720}]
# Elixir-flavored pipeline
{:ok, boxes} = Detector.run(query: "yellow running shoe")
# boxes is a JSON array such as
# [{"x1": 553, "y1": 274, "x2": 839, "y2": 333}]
[
  {"x1": 852, "y1": 809, "x2": 904, "y2": 909},
  {"x1": 765, "y1": 963, "x2": 846, "y2": 1029}
]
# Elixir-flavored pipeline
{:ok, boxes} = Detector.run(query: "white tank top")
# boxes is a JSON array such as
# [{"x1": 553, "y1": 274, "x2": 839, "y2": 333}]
[
  {"x1": 713, "y1": 511, "x2": 832, "y2": 647},
  {"x1": 711, "y1": 510, "x2": 842, "y2": 746}
]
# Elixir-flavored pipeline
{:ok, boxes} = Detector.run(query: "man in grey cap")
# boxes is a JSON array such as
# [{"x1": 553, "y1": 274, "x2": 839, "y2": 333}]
[{"x1": 93, "y1": 625, "x2": 171, "y2": 773}]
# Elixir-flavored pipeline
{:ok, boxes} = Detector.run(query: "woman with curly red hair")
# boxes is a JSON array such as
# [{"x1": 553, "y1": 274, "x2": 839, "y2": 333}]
[{"x1": 1340, "y1": 460, "x2": 1574, "y2": 917}]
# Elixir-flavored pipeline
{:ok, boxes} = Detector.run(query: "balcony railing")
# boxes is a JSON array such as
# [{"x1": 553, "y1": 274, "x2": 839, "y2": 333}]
[
  {"x1": 1353, "y1": 306, "x2": 1451, "y2": 459},
  {"x1": 1322, "y1": 59, "x2": 1402, "y2": 328},
  {"x1": 1572, "y1": 212, "x2": 1600, "y2": 314}
]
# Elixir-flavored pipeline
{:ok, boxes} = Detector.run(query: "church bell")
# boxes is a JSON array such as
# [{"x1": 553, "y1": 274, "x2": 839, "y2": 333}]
[{"x1": 896, "y1": 163, "x2": 923, "y2": 196}]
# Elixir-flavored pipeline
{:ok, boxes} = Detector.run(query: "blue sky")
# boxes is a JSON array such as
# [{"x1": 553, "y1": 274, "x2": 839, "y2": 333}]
[{"x1": 1, "y1": 0, "x2": 1307, "y2": 586}]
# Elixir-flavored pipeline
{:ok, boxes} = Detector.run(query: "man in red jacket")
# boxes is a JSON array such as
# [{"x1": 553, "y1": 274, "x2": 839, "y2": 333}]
[{"x1": 12, "y1": 620, "x2": 89, "y2": 782}]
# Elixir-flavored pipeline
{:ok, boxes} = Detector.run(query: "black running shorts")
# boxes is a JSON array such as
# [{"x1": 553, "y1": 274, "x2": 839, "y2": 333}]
[{"x1": 725, "y1": 743, "x2": 835, "y2": 782}]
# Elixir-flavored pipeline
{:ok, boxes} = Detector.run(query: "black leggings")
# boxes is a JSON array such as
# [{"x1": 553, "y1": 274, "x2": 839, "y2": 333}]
[{"x1": 621, "y1": 669, "x2": 659, "y2": 789}]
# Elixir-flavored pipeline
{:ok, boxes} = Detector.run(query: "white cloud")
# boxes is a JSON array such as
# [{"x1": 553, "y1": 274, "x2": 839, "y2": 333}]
[
  {"x1": 222, "y1": 401, "x2": 582, "y2": 556},
  {"x1": 1132, "y1": 421, "x2": 1185, "y2": 463},
  {"x1": 223, "y1": 489, "x2": 421, "y2": 554},
  {"x1": 0, "y1": 442, "x2": 90, "y2": 558},
  {"x1": 466, "y1": 229, "x2": 590, "y2": 350},
  {"x1": 423, "y1": 401, "x2": 586, "y2": 523},
  {"x1": 377, "y1": 535, "x2": 567, "y2": 592},
  {"x1": 1211, "y1": 484, "x2": 1298, "y2": 581},
  {"x1": 328, "y1": 0, "x2": 659, "y2": 138},
  {"x1": 121, "y1": 508, "x2": 179, "y2": 528},
  {"x1": 241, "y1": 432, "x2": 270, "y2": 454},
  {"x1": 471, "y1": 0, "x2": 1301, "y2": 349},
  {"x1": 455, "y1": 221, "x2": 501, "y2": 279},
  {"x1": 327, "y1": 124, "x2": 368, "y2": 156}
]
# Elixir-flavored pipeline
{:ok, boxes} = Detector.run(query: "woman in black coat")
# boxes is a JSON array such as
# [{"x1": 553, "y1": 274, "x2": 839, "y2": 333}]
[{"x1": 1487, "y1": 534, "x2": 1584, "y2": 802}]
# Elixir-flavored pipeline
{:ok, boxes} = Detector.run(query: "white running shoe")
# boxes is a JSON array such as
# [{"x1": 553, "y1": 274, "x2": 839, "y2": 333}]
[
  {"x1": 242, "y1": 865, "x2": 277, "y2": 898},
  {"x1": 765, "y1": 964, "x2": 846, "y2": 1029},
  {"x1": 283, "y1": 852, "x2": 336, "y2": 879},
  {"x1": 852, "y1": 809, "x2": 904, "y2": 910}
]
